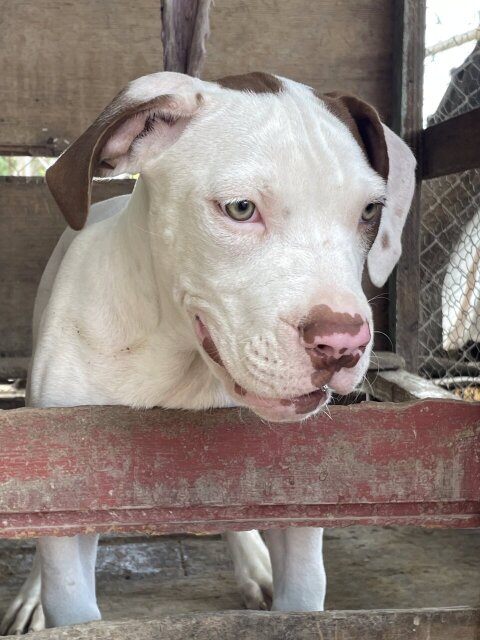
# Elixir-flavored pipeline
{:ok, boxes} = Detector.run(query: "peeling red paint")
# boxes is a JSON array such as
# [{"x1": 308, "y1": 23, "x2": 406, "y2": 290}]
[{"x1": 0, "y1": 400, "x2": 478, "y2": 537}]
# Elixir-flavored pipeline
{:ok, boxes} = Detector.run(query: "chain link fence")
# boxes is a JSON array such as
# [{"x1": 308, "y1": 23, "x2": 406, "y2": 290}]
[{"x1": 419, "y1": 41, "x2": 480, "y2": 400}]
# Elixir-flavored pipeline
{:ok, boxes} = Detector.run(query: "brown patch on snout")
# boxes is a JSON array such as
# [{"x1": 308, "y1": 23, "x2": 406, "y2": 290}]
[
  {"x1": 300, "y1": 304, "x2": 364, "y2": 343},
  {"x1": 217, "y1": 72, "x2": 282, "y2": 94},
  {"x1": 202, "y1": 337, "x2": 224, "y2": 367},
  {"x1": 299, "y1": 305, "x2": 364, "y2": 388},
  {"x1": 381, "y1": 232, "x2": 390, "y2": 249},
  {"x1": 280, "y1": 389, "x2": 328, "y2": 415},
  {"x1": 310, "y1": 352, "x2": 361, "y2": 387}
]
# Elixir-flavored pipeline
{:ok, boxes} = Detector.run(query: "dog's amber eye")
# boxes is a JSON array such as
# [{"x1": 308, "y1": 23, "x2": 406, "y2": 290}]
[
  {"x1": 361, "y1": 202, "x2": 382, "y2": 223},
  {"x1": 225, "y1": 200, "x2": 256, "y2": 221}
]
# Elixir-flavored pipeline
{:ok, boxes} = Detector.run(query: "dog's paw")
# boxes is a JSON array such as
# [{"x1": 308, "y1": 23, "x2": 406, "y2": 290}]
[
  {"x1": 0, "y1": 597, "x2": 45, "y2": 636},
  {"x1": 1, "y1": 557, "x2": 44, "y2": 636},
  {"x1": 224, "y1": 530, "x2": 273, "y2": 611},
  {"x1": 0, "y1": 598, "x2": 45, "y2": 636},
  {"x1": 238, "y1": 574, "x2": 273, "y2": 611}
]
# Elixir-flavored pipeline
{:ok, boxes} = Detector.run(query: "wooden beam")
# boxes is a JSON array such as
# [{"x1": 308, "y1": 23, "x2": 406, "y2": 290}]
[
  {"x1": 391, "y1": 0, "x2": 426, "y2": 372},
  {"x1": 1, "y1": 400, "x2": 478, "y2": 538},
  {"x1": 422, "y1": 108, "x2": 480, "y2": 179},
  {"x1": 0, "y1": 143, "x2": 58, "y2": 157},
  {"x1": 0, "y1": 358, "x2": 30, "y2": 380},
  {"x1": 9, "y1": 608, "x2": 480, "y2": 640},
  {"x1": 366, "y1": 369, "x2": 457, "y2": 402}
]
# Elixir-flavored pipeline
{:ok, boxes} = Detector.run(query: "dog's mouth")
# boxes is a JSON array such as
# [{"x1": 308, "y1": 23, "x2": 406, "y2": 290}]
[{"x1": 194, "y1": 315, "x2": 330, "y2": 421}]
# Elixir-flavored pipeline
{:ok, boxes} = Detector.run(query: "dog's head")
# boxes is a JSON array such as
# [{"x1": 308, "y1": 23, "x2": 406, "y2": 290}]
[{"x1": 47, "y1": 71, "x2": 415, "y2": 421}]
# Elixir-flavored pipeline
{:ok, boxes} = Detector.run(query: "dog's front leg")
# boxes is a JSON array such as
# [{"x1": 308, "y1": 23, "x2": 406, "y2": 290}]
[
  {"x1": 38, "y1": 534, "x2": 100, "y2": 628},
  {"x1": 264, "y1": 527, "x2": 326, "y2": 611},
  {"x1": 224, "y1": 530, "x2": 273, "y2": 610},
  {"x1": 0, "y1": 549, "x2": 44, "y2": 635}
]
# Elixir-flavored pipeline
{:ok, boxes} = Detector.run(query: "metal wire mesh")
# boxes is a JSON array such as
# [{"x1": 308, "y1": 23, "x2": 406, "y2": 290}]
[{"x1": 419, "y1": 41, "x2": 480, "y2": 400}]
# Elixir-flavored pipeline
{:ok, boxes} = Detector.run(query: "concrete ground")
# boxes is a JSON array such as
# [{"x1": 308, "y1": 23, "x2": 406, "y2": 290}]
[{"x1": 1, "y1": 527, "x2": 479, "y2": 628}]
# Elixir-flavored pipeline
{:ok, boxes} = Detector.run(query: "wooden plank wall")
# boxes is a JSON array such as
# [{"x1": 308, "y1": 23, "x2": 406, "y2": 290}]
[
  {"x1": 0, "y1": 0, "x2": 395, "y2": 359},
  {"x1": 0, "y1": 179, "x2": 134, "y2": 357},
  {"x1": 0, "y1": 0, "x2": 394, "y2": 151}
]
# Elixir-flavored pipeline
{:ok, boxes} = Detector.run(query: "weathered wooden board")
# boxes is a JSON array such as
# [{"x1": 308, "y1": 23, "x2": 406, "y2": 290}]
[
  {"x1": 391, "y1": 0, "x2": 426, "y2": 372},
  {"x1": 0, "y1": 0, "x2": 394, "y2": 152},
  {"x1": 0, "y1": 178, "x2": 134, "y2": 358},
  {"x1": 366, "y1": 369, "x2": 457, "y2": 402},
  {"x1": 0, "y1": 400, "x2": 478, "y2": 537},
  {"x1": 422, "y1": 108, "x2": 480, "y2": 179},
  {"x1": 9, "y1": 608, "x2": 479, "y2": 640},
  {"x1": 203, "y1": 0, "x2": 394, "y2": 121}
]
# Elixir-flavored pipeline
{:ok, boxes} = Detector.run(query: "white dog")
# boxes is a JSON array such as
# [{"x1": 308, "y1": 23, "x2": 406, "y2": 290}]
[{"x1": 1, "y1": 71, "x2": 415, "y2": 633}]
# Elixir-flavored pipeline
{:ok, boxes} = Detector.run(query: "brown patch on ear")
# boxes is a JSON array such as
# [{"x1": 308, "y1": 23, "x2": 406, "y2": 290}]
[
  {"x1": 217, "y1": 72, "x2": 282, "y2": 94},
  {"x1": 381, "y1": 232, "x2": 390, "y2": 249},
  {"x1": 45, "y1": 93, "x2": 174, "y2": 230},
  {"x1": 319, "y1": 92, "x2": 389, "y2": 181}
]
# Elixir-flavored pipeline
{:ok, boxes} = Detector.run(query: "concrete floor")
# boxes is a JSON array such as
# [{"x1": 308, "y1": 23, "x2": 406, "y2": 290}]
[{"x1": 1, "y1": 526, "x2": 479, "y2": 626}]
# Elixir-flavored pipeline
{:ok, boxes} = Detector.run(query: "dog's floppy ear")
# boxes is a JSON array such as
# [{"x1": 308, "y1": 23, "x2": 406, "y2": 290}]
[
  {"x1": 322, "y1": 92, "x2": 390, "y2": 181},
  {"x1": 321, "y1": 92, "x2": 416, "y2": 287},
  {"x1": 367, "y1": 125, "x2": 416, "y2": 287},
  {"x1": 46, "y1": 72, "x2": 204, "y2": 230}
]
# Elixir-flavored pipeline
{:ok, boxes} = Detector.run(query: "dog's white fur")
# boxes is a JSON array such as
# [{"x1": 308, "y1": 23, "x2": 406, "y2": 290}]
[{"x1": 1, "y1": 72, "x2": 415, "y2": 633}]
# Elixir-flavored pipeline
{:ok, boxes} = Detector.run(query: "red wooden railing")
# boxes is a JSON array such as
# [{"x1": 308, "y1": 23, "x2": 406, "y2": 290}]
[{"x1": 1, "y1": 400, "x2": 478, "y2": 538}]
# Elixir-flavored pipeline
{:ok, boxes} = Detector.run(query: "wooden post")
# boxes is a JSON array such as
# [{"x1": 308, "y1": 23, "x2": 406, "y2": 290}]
[
  {"x1": 391, "y1": 0, "x2": 426, "y2": 372},
  {"x1": 160, "y1": 0, "x2": 213, "y2": 76}
]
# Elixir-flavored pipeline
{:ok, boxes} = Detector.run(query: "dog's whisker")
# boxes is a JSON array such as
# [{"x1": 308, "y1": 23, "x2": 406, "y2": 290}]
[{"x1": 373, "y1": 330, "x2": 394, "y2": 350}]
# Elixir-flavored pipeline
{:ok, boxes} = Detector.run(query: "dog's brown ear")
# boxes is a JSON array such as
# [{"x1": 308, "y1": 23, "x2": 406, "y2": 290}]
[
  {"x1": 321, "y1": 92, "x2": 389, "y2": 181},
  {"x1": 320, "y1": 92, "x2": 416, "y2": 287},
  {"x1": 46, "y1": 72, "x2": 204, "y2": 230}
]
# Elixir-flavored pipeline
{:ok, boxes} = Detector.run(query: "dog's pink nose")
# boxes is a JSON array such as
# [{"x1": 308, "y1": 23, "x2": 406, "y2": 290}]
[
  {"x1": 302, "y1": 321, "x2": 371, "y2": 359},
  {"x1": 299, "y1": 305, "x2": 371, "y2": 368}
]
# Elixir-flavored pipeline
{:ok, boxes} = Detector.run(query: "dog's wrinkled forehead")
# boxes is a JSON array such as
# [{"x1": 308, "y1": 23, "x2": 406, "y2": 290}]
[{"x1": 212, "y1": 73, "x2": 388, "y2": 183}]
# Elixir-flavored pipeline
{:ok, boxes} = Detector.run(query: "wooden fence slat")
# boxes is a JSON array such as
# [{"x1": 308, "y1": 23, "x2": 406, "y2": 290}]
[
  {"x1": 391, "y1": 0, "x2": 426, "y2": 372},
  {"x1": 0, "y1": 400, "x2": 478, "y2": 537},
  {"x1": 422, "y1": 107, "x2": 480, "y2": 179},
  {"x1": 8, "y1": 608, "x2": 480, "y2": 640}
]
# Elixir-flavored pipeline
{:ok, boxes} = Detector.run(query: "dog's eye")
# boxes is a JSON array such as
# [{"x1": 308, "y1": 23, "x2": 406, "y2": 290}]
[
  {"x1": 224, "y1": 200, "x2": 256, "y2": 221},
  {"x1": 361, "y1": 202, "x2": 382, "y2": 223}
]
